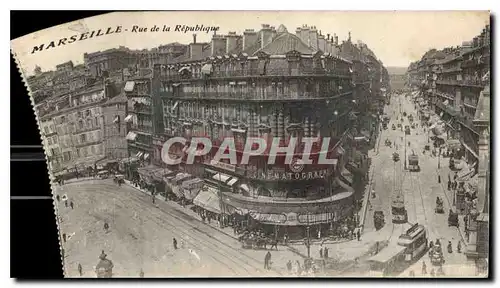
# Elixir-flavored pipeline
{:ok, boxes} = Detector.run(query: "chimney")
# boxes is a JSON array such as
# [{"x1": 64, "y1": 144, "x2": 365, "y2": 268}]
[
  {"x1": 193, "y1": 34, "x2": 197, "y2": 44},
  {"x1": 226, "y1": 31, "x2": 240, "y2": 54},
  {"x1": 348, "y1": 31, "x2": 351, "y2": 42},
  {"x1": 243, "y1": 29, "x2": 258, "y2": 51},
  {"x1": 271, "y1": 26, "x2": 277, "y2": 40},
  {"x1": 318, "y1": 33, "x2": 326, "y2": 52},
  {"x1": 296, "y1": 27, "x2": 302, "y2": 38},
  {"x1": 334, "y1": 34, "x2": 339, "y2": 46},
  {"x1": 261, "y1": 24, "x2": 273, "y2": 49},
  {"x1": 211, "y1": 34, "x2": 227, "y2": 56},
  {"x1": 299, "y1": 25, "x2": 310, "y2": 47},
  {"x1": 309, "y1": 26, "x2": 319, "y2": 51}
]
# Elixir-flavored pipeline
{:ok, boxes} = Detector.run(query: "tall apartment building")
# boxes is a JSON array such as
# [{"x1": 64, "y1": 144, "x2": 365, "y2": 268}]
[
  {"x1": 37, "y1": 81, "x2": 119, "y2": 173},
  {"x1": 151, "y1": 24, "x2": 385, "y2": 236}
]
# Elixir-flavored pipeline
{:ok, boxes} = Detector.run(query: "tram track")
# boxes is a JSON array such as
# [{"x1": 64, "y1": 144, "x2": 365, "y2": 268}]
[
  {"x1": 73, "y1": 183, "x2": 272, "y2": 276},
  {"x1": 115, "y1": 186, "x2": 274, "y2": 276}
]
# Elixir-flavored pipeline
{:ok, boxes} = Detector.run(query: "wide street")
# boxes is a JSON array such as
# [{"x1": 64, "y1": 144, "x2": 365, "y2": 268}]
[
  {"x1": 55, "y1": 180, "x2": 285, "y2": 277},
  {"x1": 362, "y1": 92, "x2": 472, "y2": 277}
]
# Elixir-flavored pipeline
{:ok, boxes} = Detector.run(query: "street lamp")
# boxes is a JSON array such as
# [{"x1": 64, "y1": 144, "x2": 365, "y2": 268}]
[
  {"x1": 404, "y1": 132, "x2": 407, "y2": 170},
  {"x1": 306, "y1": 213, "x2": 311, "y2": 258}
]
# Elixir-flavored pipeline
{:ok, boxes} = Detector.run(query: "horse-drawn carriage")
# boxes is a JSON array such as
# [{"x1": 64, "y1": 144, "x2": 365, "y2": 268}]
[
  {"x1": 113, "y1": 174, "x2": 125, "y2": 185},
  {"x1": 238, "y1": 233, "x2": 277, "y2": 250},
  {"x1": 435, "y1": 197, "x2": 444, "y2": 214},
  {"x1": 374, "y1": 211, "x2": 385, "y2": 231},
  {"x1": 448, "y1": 210, "x2": 459, "y2": 227},
  {"x1": 429, "y1": 243, "x2": 445, "y2": 266},
  {"x1": 392, "y1": 152, "x2": 400, "y2": 162}
]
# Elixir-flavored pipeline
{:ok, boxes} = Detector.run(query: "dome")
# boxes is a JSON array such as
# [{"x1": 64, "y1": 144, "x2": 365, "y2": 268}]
[{"x1": 276, "y1": 24, "x2": 288, "y2": 34}]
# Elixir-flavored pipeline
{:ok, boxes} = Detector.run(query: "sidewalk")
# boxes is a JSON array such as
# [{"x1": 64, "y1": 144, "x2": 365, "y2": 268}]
[
  {"x1": 435, "y1": 166, "x2": 468, "y2": 245},
  {"x1": 122, "y1": 180, "x2": 382, "y2": 274}
]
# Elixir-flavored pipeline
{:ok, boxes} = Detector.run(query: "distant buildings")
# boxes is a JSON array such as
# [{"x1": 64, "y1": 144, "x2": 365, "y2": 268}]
[
  {"x1": 407, "y1": 24, "x2": 490, "y2": 167},
  {"x1": 408, "y1": 24, "x2": 490, "y2": 265}
]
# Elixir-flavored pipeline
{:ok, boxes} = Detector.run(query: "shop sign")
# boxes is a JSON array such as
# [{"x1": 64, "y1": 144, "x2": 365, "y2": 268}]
[
  {"x1": 298, "y1": 213, "x2": 335, "y2": 224},
  {"x1": 260, "y1": 169, "x2": 329, "y2": 181},
  {"x1": 209, "y1": 160, "x2": 236, "y2": 172}
]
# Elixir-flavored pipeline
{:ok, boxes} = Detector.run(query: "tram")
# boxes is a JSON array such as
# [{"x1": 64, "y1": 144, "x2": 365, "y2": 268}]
[
  {"x1": 397, "y1": 223, "x2": 428, "y2": 262},
  {"x1": 391, "y1": 194, "x2": 408, "y2": 223}
]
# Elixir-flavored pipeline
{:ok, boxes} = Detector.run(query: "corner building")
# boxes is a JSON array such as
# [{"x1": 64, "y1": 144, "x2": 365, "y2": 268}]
[{"x1": 153, "y1": 24, "x2": 369, "y2": 237}]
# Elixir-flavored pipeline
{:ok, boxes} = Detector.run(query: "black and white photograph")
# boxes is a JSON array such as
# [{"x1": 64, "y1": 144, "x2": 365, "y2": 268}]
[{"x1": 10, "y1": 11, "x2": 490, "y2": 278}]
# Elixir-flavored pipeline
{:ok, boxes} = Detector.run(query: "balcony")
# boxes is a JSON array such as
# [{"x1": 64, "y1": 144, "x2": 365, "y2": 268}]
[
  {"x1": 463, "y1": 99, "x2": 478, "y2": 109},
  {"x1": 160, "y1": 68, "x2": 352, "y2": 81},
  {"x1": 130, "y1": 105, "x2": 152, "y2": 114},
  {"x1": 440, "y1": 67, "x2": 462, "y2": 74},
  {"x1": 436, "y1": 79, "x2": 488, "y2": 88},
  {"x1": 159, "y1": 90, "x2": 353, "y2": 102},
  {"x1": 434, "y1": 91, "x2": 455, "y2": 101},
  {"x1": 130, "y1": 125, "x2": 153, "y2": 134}
]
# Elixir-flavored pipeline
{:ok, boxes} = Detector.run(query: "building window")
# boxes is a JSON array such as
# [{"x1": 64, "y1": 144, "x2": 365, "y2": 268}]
[
  {"x1": 79, "y1": 134, "x2": 86, "y2": 143},
  {"x1": 44, "y1": 127, "x2": 49, "y2": 134},
  {"x1": 53, "y1": 137, "x2": 58, "y2": 144},
  {"x1": 78, "y1": 120, "x2": 84, "y2": 130}
]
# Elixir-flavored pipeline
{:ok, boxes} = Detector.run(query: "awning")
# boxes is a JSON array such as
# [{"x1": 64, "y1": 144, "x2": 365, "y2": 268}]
[
  {"x1": 126, "y1": 132, "x2": 138, "y2": 141},
  {"x1": 143, "y1": 153, "x2": 150, "y2": 160},
  {"x1": 113, "y1": 116, "x2": 120, "y2": 123},
  {"x1": 172, "y1": 83, "x2": 182, "y2": 87},
  {"x1": 124, "y1": 81, "x2": 135, "y2": 92},
  {"x1": 136, "y1": 151, "x2": 143, "y2": 158},
  {"x1": 212, "y1": 173, "x2": 231, "y2": 183},
  {"x1": 193, "y1": 185, "x2": 221, "y2": 214},
  {"x1": 240, "y1": 184, "x2": 250, "y2": 192},
  {"x1": 171, "y1": 101, "x2": 179, "y2": 111},
  {"x1": 461, "y1": 141, "x2": 479, "y2": 159},
  {"x1": 182, "y1": 178, "x2": 203, "y2": 200},
  {"x1": 124, "y1": 115, "x2": 134, "y2": 122},
  {"x1": 201, "y1": 64, "x2": 212, "y2": 74},
  {"x1": 340, "y1": 167, "x2": 353, "y2": 185},
  {"x1": 178, "y1": 66, "x2": 190, "y2": 73},
  {"x1": 227, "y1": 177, "x2": 239, "y2": 186}
]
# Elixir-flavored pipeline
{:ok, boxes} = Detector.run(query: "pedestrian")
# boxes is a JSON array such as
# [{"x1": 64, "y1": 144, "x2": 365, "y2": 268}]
[
  {"x1": 447, "y1": 179, "x2": 452, "y2": 190},
  {"x1": 139, "y1": 269, "x2": 144, "y2": 278},
  {"x1": 62, "y1": 233, "x2": 67, "y2": 243},
  {"x1": 264, "y1": 251, "x2": 271, "y2": 270},
  {"x1": 422, "y1": 261, "x2": 427, "y2": 275},
  {"x1": 324, "y1": 247, "x2": 329, "y2": 259},
  {"x1": 70, "y1": 201, "x2": 74, "y2": 209},
  {"x1": 317, "y1": 229, "x2": 321, "y2": 239},
  {"x1": 152, "y1": 195, "x2": 156, "y2": 204},
  {"x1": 65, "y1": 200, "x2": 68, "y2": 208},
  {"x1": 284, "y1": 232, "x2": 288, "y2": 245},
  {"x1": 104, "y1": 222, "x2": 109, "y2": 233},
  {"x1": 454, "y1": 172, "x2": 458, "y2": 181},
  {"x1": 457, "y1": 241, "x2": 462, "y2": 253},
  {"x1": 296, "y1": 260, "x2": 302, "y2": 276},
  {"x1": 173, "y1": 237, "x2": 178, "y2": 250},
  {"x1": 78, "y1": 263, "x2": 82, "y2": 276},
  {"x1": 438, "y1": 174, "x2": 441, "y2": 184},
  {"x1": 357, "y1": 229, "x2": 361, "y2": 241},
  {"x1": 319, "y1": 246, "x2": 323, "y2": 258},
  {"x1": 286, "y1": 260, "x2": 292, "y2": 273}
]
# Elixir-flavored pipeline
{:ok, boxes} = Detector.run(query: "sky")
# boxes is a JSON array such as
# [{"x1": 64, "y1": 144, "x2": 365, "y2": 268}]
[{"x1": 11, "y1": 11, "x2": 490, "y2": 76}]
